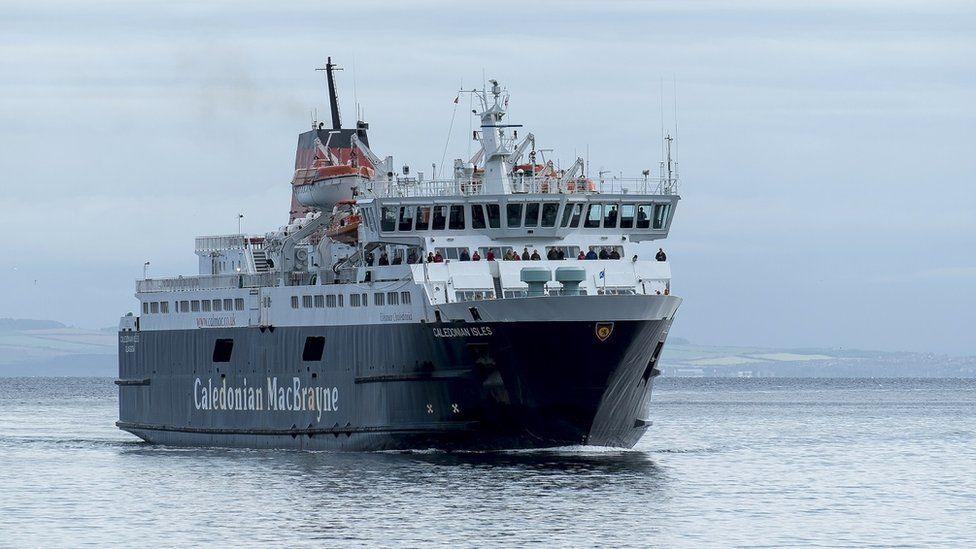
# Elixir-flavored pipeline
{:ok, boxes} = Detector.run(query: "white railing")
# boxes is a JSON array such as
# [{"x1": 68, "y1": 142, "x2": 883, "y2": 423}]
[
  {"x1": 364, "y1": 174, "x2": 677, "y2": 198},
  {"x1": 136, "y1": 272, "x2": 279, "y2": 293}
]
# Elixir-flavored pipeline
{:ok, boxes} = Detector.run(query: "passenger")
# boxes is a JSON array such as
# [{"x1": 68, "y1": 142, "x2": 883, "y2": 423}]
[
  {"x1": 392, "y1": 254, "x2": 403, "y2": 265},
  {"x1": 472, "y1": 250, "x2": 481, "y2": 261},
  {"x1": 530, "y1": 250, "x2": 541, "y2": 261},
  {"x1": 434, "y1": 252, "x2": 444, "y2": 263},
  {"x1": 486, "y1": 250, "x2": 495, "y2": 261},
  {"x1": 512, "y1": 252, "x2": 521, "y2": 261},
  {"x1": 598, "y1": 247, "x2": 610, "y2": 260},
  {"x1": 378, "y1": 253, "x2": 390, "y2": 266},
  {"x1": 426, "y1": 252, "x2": 435, "y2": 263},
  {"x1": 365, "y1": 252, "x2": 375, "y2": 265},
  {"x1": 632, "y1": 254, "x2": 638, "y2": 262},
  {"x1": 557, "y1": 249, "x2": 565, "y2": 260},
  {"x1": 637, "y1": 206, "x2": 648, "y2": 225},
  {"x1": 656, "y1": 248, "x2": 667, "y2": 262},
  {"x1": 546, "y1": 248, "x2": 558, "y2": 260},
  {"x1": 609, "y1": 249, "x2": 620, "y2": 260},
  {"x1": 521, "y1": 247, "x2": 530, "y2": 260},
  {"x1": 606, "y1": 206, "x2": 618, "y2": 226},
  {"x1": 459, "y1": 248, "x2": 471, "y2": 262},
  {"x1": 504, "y1": 250, "x2": 514, "y2": 261},
  {"x1": 585, "y1": 249, "x2": 598, "y2": 260},
  {"x1": 577, "y1": 251, "x2": 586, "y2": 260},
  {"x1": 407, "y1": 250, "x2": 418, "y2": 264}
]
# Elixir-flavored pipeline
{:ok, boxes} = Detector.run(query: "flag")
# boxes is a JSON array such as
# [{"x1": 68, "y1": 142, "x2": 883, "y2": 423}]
[
  {"x1": 599, "y1": 269, "x2": 605, "y2": 279},
  {"x1": 453, "y1": 95, "x2": 459, "y2": 104}
]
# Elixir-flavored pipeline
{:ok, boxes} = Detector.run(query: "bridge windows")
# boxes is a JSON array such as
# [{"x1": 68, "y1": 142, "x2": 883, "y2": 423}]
[
  {"x1": 584, "y1": 203, "x2": 602, "y2": 228},
  {"x1": 415, "y1": 206, "x2": 431, "y2": 231},
  {"x1": 620, "y1": 204, "x2": 636, "y2": 228},
  {"x1": 524, "y1": 202, "x2": 540, "y2": 227},
  {"x1": 541, "y1": 203, "x2": 559, "y2": 227},
  {"x1": 636, "y1": 204, "x2": 651, "y2": 229},
  {"x1": 202, "y1": 300, "x2": 212, "y2": 312},
  {"x1": 449, "y1": 205, "x2": 465, "y2": 229},
  {"x1": 603, "y1": 204, "x2": 619, "y2": 228},
  {"x1": 507, "y1": 203, "x2": 523, "y2": 228},
  {"x1": 431, "y1": 205, "x2": 448, "y2": 230},
  {"x1": 561, "y1": 203, "x2": 583, "y2": 228},
  {"x1": 374, "y1": 292, "x2": 385, "y2": 306},
  {"x1": 398, "y1": 206, "x2": 414, "y2": 231},
  {"x1": 381, "y1": 207, "x2": 397, "y2": 232},
  {"x1": 486, "y1": 204, "x2": 501, "y2": 228},
  {"x1": 471, "y1": 204, "x2": 486, "y2": 229},
  {"x1": 653, "y1": 204, "x2": 671, "y2": 229}
]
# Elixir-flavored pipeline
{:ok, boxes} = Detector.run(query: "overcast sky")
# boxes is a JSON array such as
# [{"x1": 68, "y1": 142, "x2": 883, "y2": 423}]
[{"x1": 1, "y1": 1, "x2": 973, "y2": 354}]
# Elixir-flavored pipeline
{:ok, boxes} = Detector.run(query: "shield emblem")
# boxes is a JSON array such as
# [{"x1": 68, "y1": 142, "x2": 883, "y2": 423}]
[{"x1": 595, "y1": 322, "x2": 614, "y2": 342}]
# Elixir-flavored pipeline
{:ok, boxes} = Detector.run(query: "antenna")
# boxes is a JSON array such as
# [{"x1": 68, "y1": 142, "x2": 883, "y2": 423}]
[
  {"x1": 672, "y1": 74, "x2": 679, "y2": 164},
  {"x1": 659, "y1": 76, "x2": 665, "y2": 167},
  {"x1": 352, "y1": 55, "x2": 360, "y2": 121},
  {"x1": 315, "y1": 57, "x2": 343, "y2": 129}
]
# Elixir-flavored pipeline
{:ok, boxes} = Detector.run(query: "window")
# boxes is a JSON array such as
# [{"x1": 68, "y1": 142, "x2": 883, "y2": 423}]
[
  {"x1": 302, "y1": 336, "x2": 325, "y2": 361},
  {"x1": 653, "y1": 203, "x2": 671, "y2": 229},
  {"x1": 560, "y1": 203, "x2": 575, "y2": 227},
  {"x1": 486, "y1": 203, "x2": 501, "y2": 228},
  {"x1": 415, "y1": 206, "x2": 431, "y2": 231},
  {"x1": 142, "y1": 302, "x2": 150, "y2": 314},
  {"x1": 620, "y1": 204, "x2": 636, "y2": 228},
  {"x1": 338, "y1": 294, "x2": 344, "y2": 307},
  {"x1": 431, "y1": 205, "x2": 447, "y2": 230},
  {"x1": 507, "y1": 203, "x2": 523, "y2": 228},
  {"x1": 541, "y1": 203, "x2": 559, "y2": 227},
  {"x1": 202, "y1": 299, "x2": 212, "y2": 312},
  {"x1": 191, "y1": 300, "x2": 200, "y2": 312},
  {"x1": 471, "y1": 204, "x2": 486, "y2": 229},
  {"x1": 524, "y1": 203, "x2": 540, "y2": 227},
  {"x1": 636, "y1": 204, "x2": 651, "y2": 229},
  {"x1": 381, "y1": 207, "x2": 397, "y2": 232},
  {"x1": 302, "y1": 295, "x2": 313, "y2": 308},
  {"x1": 449, "y1": 205, "x2": 465, "y2": 230},
  {"x1": 387, "y1": 292, "x2": 399, "y2": 305},
  {"x1": 562, "y1": 203, "x2": 583, "y2": 227},
  {"x1": 212, "y1": 299, "x2": 222, "y2": 312},
  {"x1": 326, "y1": 295, "x2": 337, "y2": 308},
  {"x1": 314, "y1": 295, "x2": 324, "y2": 308},
  {"x1": 179, "y1": 300, "x2": 189, "y2": 313},
  {"x1": 160, "y1": 302, "x2": 169, "y2": 313},
  {"x1": 350, "y1": 294, "x2": 361, "y2": 307},
  {"x1": 589, "y1": 245, "x2": 624, "y2": 258},
  {"x1": 401, "y1": 291, "x2": 412, "y2": 305},
  {"x1": 234, "y1": 298, "x2": 244, "y2": 311},
  {"x1": 291, "y1": 296, "x2": 299, "y2": 309},
  {"x1": 398, "y1": 206, "x2": 414, "y2": 231},
  {"x1": 212, "y1": 339, "x2": 234, "y2": 362},
  {"x1": 223, "y1": 299, "x2": 233, "y2": 311},
  {"x1": 361, "y1": 293, "x2": 368, "y2": 306},
  {"x1": 374, "y1": 292, "x2": 385, "y2": 306},
  {"x1": 545, "y1": 246, "x2": 580, "y2": 259},
  {"x1": 479, "y1": 246, "x2": 514, "y2": 260},
  {"x1": 584, "y1": 203, "x2": 602, "y2": 228},
  {"x1": 604, "y1": 204, "x2": 619, "y2": 228},
  {"x1": 455, "y1": 290, "x2": 494, "y2": 301}
]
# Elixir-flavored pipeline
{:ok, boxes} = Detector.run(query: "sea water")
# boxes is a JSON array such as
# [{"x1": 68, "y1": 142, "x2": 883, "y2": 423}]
[{"x1": 0, "y1": 377, "x2": 973, "y2": 547}]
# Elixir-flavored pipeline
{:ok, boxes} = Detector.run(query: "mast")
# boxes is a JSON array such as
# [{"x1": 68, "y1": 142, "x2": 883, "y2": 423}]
[{"x1": 316, "y1": 57, "x2": 343, "y2": 130}]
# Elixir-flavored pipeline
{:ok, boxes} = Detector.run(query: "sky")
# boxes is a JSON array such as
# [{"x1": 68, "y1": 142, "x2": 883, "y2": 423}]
[{"x1": 1, "y1": 1, "x2": 973, "y2": 354}]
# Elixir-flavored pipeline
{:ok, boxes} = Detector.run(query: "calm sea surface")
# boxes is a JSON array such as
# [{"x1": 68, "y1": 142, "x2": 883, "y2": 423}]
[{"x1": 0, "y1": 377, "x2": 973, "y2": 547}]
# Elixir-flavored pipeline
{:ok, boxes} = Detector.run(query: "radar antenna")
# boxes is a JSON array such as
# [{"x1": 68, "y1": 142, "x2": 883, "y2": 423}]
[{"x1": 316, "y1": 57, "x2": 343, "y2": 130}]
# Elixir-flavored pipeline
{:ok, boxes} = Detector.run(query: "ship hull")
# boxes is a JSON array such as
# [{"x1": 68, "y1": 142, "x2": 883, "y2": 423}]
[{"x1": 118, "y1": 296, "x2": 679, "y2": 451}]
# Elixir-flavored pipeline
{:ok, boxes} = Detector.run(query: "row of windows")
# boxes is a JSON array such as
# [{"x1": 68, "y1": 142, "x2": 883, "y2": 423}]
[
  {"x1": 143, "y1": 298, "x2": 244, "y2": 315},
  {"x1": 290, "y1": 291, "x2": 412, "y2": 310},
  {"x1": 376, "y1": 201, "x2": 672, "y2": 232}
]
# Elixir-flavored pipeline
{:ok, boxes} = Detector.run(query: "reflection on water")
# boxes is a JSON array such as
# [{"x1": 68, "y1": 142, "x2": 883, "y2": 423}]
[{"x1": 1, "y1": 377, "x2": 974, "y2": 547}]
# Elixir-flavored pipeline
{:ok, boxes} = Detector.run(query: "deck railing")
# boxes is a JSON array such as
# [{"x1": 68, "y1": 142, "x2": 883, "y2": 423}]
[{"x1": 364, "y1": 174, "x2": 677, "y2": 198}]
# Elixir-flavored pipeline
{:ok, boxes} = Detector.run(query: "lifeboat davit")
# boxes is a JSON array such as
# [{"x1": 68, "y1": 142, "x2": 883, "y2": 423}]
[{"x1": 293, "y1": 161, "x2": 375, "y2": 210}]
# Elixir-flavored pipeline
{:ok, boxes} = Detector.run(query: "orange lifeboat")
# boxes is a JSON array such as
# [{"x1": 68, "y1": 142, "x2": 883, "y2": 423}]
[
  {"x1": 565, "y1": 178, "x2": 597, "y2": 193},
  {"x1": 315, "y1": 164, "x2": 374, "y2": 181}
]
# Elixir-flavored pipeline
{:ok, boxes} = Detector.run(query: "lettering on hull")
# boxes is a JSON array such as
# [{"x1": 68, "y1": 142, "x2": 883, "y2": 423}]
[
  {"x1": 431, "y1": 326, "x2": 493, "y2": 338},
  {"x1": 193, "y1": 377, "x2": 339, "y2": 422}
]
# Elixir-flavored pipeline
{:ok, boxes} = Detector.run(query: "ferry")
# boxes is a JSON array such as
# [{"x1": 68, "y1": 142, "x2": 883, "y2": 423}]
[{"x1": 116, "y1": 59, "x2": 682, "y2": 450}]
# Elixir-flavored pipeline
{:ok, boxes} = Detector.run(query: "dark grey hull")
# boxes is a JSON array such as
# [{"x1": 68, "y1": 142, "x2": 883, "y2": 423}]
[{"x1": 118, "y1": 296, "x2": 679, "y2": 451}]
